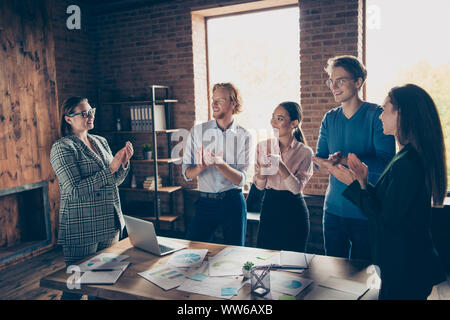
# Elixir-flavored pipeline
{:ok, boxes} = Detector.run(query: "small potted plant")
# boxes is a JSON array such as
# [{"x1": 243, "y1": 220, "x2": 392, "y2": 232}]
[
  {"x1": 242, "y1": 261, "x2": 254, "y2": 279},
  {"x1": 143, "y1": 144, "x2": 152, "y2": 160}
]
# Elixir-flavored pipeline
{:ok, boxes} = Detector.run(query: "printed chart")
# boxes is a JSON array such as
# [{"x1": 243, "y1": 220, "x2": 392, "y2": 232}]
[
  {"x1": 270, "y1": 271, "x2": 313, "y2": 297},
  {"x1": 168, "y1": 249, "x2": 208, "y2": 268},
  {"x1": 186, "y1": 262, "x2": 209, "y2": 281},
  {"x1": 177, "y1": 275, "x2": 245, "y2": 299},
  {"x1": 138, "y1": 265, "x2": 187, "y2": 290},
  {"x1": 77, "y1": 253, "x2": 129, "y2": 271}
]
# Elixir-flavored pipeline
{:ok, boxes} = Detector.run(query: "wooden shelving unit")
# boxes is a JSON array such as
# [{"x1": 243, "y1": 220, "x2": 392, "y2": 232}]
[{"x1": 98, "y1": 85, "x2": 183, "y2": 231}]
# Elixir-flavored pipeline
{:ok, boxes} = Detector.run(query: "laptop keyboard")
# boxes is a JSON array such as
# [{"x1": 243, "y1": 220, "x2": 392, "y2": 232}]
[{"x1": 159, "y1": 244, "x2": 174, "y2": 253}]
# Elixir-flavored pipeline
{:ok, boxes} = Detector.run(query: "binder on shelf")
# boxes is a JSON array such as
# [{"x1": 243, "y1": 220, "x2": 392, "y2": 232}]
[
  {"x1": 136, "y1": 105, "x2": 141, "y2": 131},
  {"x1": 145, "y1": 105, "x2": 152, "y2": 131},
  {"x1": 134, "y1": 105, "x2": 139, "y2": 131},
  {"x1": 139, "y1": 105, "x2": 145, "y2": 131},
  {"x1": 139, "y1": 105, "x2": 143, "y2": 131},
  {"x1": 130, "y1": 106, "x2": 135, "y2": 131},
  {"x1": 143, "y1": 105, "x2": 148, "y2": 131}
]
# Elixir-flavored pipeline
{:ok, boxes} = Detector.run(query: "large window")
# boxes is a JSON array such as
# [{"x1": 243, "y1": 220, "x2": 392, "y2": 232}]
[
  {"x1": 366, "y1": 0, "x2": 450, "y2": 187},
  {"x1": 206, "y1": 7, "x2": 300, "y2": 183},
  {"x1": 207, "y1": 6, "x2": 300, "y2": 141}
]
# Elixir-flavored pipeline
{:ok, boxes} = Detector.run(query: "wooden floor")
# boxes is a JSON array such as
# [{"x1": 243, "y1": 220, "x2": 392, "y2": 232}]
[
  {"x1": 0, "y1": 247, "x2": 66, "y2": 300},
  {"x1": 1, "y1": 245, "x2": 449, "y2": 300}
]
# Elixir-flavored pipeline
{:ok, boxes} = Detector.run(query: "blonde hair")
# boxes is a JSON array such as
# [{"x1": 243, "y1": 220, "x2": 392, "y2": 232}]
[{"x1": 212, "y1": 82, "x2": 243, "y2": 114}]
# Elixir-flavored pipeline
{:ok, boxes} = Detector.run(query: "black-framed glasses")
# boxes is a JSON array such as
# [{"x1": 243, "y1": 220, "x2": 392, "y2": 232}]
[
  {"x1": 325, "y1": 77, "x2": 354, "y2": 89},
  {"x1": 66, "y1": 108, "x2": 96, "y2": 118}
]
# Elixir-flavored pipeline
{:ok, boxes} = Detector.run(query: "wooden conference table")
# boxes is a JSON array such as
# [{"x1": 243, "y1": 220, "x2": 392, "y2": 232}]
[{"x1": 40, "y1": 238, "x2": 379, "y2": 300}]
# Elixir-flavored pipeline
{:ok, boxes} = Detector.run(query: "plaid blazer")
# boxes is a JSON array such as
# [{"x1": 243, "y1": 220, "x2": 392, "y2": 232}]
[{"x1": 50, "y1": 134, "x2": 130, "y2": 246}]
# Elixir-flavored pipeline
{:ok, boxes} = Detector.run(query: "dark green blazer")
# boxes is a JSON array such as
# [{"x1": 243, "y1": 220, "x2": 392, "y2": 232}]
[{"x1": 343, "y1": 144, "x2": 445, "y2": 299}]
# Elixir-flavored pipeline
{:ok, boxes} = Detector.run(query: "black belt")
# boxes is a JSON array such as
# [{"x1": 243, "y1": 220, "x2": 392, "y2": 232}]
[{"x1": 199, "y1": 189, "x2": 241, "y2": 200}]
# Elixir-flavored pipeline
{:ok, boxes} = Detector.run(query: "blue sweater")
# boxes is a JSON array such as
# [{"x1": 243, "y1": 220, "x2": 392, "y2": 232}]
[{"x1": 316, "y1": 102, "x2": 395, "y2": 220}]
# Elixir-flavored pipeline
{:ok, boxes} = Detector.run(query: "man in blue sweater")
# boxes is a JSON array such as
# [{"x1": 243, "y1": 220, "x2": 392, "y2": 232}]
[{"x1": 313, "y1": 56, "x2": 395, "y2": 261}]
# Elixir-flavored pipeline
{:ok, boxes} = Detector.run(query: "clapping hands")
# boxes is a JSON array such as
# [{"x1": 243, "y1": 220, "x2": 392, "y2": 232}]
[
  {"x1": 256, "y1": 140, "x2": 282, "y2": 177},
  {"x1": 121, "y1": 141, "x2": 134, "y2": 167},
  {"x1": 312, "y1": 152, "x2": 368, "y2": 188},
  {"x1": 110, "y1": 141, "x2": 134, "y2": 173},
  {"x1": 195, "y1": 146, "x2": 224, "y2": 171}
]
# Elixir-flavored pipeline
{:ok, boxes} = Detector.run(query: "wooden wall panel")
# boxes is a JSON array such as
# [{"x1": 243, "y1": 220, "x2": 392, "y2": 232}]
[
  {"x1": 0, "y1": 195, "x2": 20, "y2": 248},
  {"x1": 0, "y1": 0, "x2": 60, "y2": 259}
]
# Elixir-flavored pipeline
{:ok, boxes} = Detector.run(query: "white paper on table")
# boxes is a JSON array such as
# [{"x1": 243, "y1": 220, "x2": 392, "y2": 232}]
[
  {"x1": 185, "y1": 261, "x2": 209, "y2": 281},
  {"x1": 208, "y1": 247, "x2": 280, "y2": 277},
  {"x1": 270, "y1": 271, "x2": 313, "y2": 296},
  {"x1": 138, "y1": 265, "x2": 188, "y2": 290},
  {"x1": 318, "y1": 276, "x2": 369, "y2": 298},
  {"x1": 250, "y1": 251, "x2": 280, "y2": 267},
  {"x1": 208, "y1": 247, "x2": 246, "y2": 276},
  {"x1": 264, "y1": 290, "x2": 296, "y2": 300},
  {"x1": 304, "y1": 285, "x2": 359, "y2": 300},
  {"x1": 281, "y1": 268, "x2": 305, "y2": 274},
  {"x1": 76, "y1": 262, "x2": 129, "y2": 284},
  {"x1": 177, "y1": 275, "x2": 245, "y2": 299},
  {"x1": 168, "y1": 249, "x2": 208, "y2": 268},
  {"x1": 279, "y1": 251, "x2": 314, "y2": 269},
  {"x1": 77, "y1": 253, "x2": 129, "y2": 271}
]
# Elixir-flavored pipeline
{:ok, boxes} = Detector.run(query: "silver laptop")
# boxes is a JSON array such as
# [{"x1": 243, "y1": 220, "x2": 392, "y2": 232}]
[{"x1": 123, "y1": 215, "x2": 186, "y2": 256}]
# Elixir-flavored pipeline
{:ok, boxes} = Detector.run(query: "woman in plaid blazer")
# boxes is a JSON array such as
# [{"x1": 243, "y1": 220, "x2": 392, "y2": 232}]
[{"x1": 50, "y1": 97, "x2": 132, "y2": 299}]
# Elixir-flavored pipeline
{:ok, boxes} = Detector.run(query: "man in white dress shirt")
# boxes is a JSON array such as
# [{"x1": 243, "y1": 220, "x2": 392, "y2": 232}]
[{"x1": 182, "y1": 83, "x2": 252, "y2": 246}]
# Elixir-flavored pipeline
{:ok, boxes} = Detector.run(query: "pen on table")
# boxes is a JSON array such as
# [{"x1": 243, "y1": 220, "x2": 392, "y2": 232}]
[{"x1": 91, "y1": 269, "x2": 117, "y2": 272}]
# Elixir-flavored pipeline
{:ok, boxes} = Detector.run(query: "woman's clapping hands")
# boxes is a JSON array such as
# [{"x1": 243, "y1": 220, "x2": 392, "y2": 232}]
[
  {"x1": 312, "y1": 153, "x2": 368, "y2": 189},
  {"x1": 109, "y1": 141, "x2": 134, "y2": 173}
]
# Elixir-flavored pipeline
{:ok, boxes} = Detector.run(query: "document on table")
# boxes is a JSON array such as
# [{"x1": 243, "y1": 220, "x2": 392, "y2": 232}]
[
  {"x1": 270, "y1": 271, "x2": 313, "y2": 296},
  {"x1": 318, "y1": 276, "x2": 369, "y2": 298},
  {"x1": 138, "y1": 265, "x2": 188, "y2": 291},
  {"x1": 304, "y1": 285, "x2": 360, "y2": 300},
  {"x1": 177, "y1": 276, "x2": 245, "y2": 299},
  {"x1": 278, "y1": 251, "x2": 315, "y2": 269},
  {"x1": 208, "y1": 247, "x2": 280, "y2": 277},
  {"x1": 185, "y1": 261, "x2": 209, "y2": 281},
  {"x1": 76, "y1": 262, "x2": 130, "y2": 284},
  {"x1": 77, "y1": 253, "x2": 130, "y2": 272},
  {"x1": 168, "y1": 249, "x2": 208, "y2": 269}
]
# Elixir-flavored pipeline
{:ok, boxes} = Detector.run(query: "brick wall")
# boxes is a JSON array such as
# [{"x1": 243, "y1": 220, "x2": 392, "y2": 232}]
[
  {"x1": 51, "y1": 0, "x2": 98, "y2": 107},
  {"x1": 52, "y1": 0, "x2": 365, "y2": 195},
  {"x1": 299, "y1": 0, "x2": 364, "y2": 195}
]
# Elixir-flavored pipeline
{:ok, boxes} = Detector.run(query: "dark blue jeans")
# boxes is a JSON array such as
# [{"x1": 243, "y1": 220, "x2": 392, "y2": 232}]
[
  {"x1": 186, "y1": 191, "x2": 247, "y2": 246},
  {"x1": 323, "y1": 212, "x2": 371, "y2": 261}
]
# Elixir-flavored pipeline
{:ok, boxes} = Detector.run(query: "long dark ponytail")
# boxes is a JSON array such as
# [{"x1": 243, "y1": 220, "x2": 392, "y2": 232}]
[{"x1": 278, "y1": 101, "x2": 307, "y2": 145}]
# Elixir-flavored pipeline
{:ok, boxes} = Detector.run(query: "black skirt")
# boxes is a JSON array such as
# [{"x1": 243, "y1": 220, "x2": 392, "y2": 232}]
[{"x1": 256, "y1": 188, "x2": 310, "y2": 252}]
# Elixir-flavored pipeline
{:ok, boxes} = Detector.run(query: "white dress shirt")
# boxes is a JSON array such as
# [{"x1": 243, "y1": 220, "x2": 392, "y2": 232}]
[{"x1": 182, "y1": 120, "x2": 252, "y2": 193}]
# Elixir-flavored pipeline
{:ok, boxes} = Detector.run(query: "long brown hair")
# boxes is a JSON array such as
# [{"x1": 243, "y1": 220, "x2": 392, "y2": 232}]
[
  {"x1": 59, "y1": 97, "x2": 87, "y2": 137},
  {"x1": 278, "y1": 101, "x2": 307, "y2": 145},
  {"x1": 388, "y1": 84, "x2": 447, "y2": 207}
]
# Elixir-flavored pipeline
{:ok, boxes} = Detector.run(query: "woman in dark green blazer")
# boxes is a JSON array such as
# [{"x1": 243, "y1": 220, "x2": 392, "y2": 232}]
[{"x1": 314, "y1": 84, "x2": 447, "y2": 300}]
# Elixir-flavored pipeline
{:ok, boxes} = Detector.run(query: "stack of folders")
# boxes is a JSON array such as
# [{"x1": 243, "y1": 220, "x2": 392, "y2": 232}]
[
  {"x1": 130, "y1": 105, "x2": 152, "y2": 131},
  {"x1": 143, "y1": 176, "x2": 163, "y2": 190}
]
